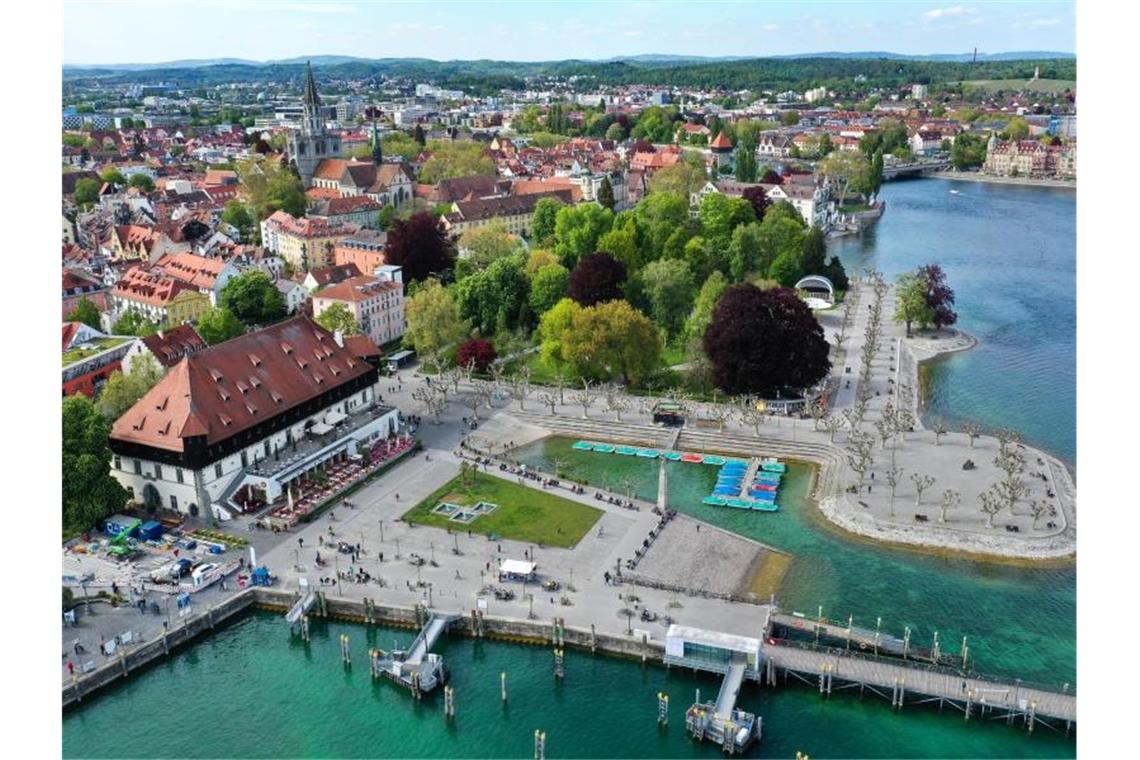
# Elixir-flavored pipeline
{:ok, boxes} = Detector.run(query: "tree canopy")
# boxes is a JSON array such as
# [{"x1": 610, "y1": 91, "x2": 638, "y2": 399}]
[
  {"x1": 561, "y1": 300, "x2": 662, "y2": 385},
  {"x1": 314, "y1": 302, "x2": 359, "y2": 337},
  {"x1": 568, "y1": 251, "x2": 627, "y2": 307},
  {"x1": 528, "y1": 262, "x2": 570, "y2": 315},
  {"x1": 530, "y1": 197, "x2": 564, "y2": 247},
  {"x1": 97, "y1": 354, "x2": 162, "y2": 420},
  {"x1": 553, "y1": 203, "x2": 614, "y2": 267},
  {"x1": 640, "y1": 258, "x2": 696, "y2": 339},
  {"x1": 418, "y1": 141, "x2": 495, "y2": 184},
  {"x1": 404, "y1": 278, "x2": 470, "y2": 356},
  {"x1": 63, "y1": 395, "x2": 129, "y2": 534},
  {"x1": 67, "y1": 298, "x2": 102, "y2": 330},
  {"x1": 455, "y1": 255, "x2": 531, "y2": 335},
  {"x1": 196, "y1": 306, "x2": 247, "y2": 345},
  {"x1": 457, "y1": 338, "x2": 497, "y2": 372},
  {"x1": 220, "y1": 270, "x2": 286, "y2": 325},
  {"x1": 386, "y1": 212, "x2": 456, "y2": 283},
  {"x1": 112, "y1": 310, "x2": 160, "y2": 337},
  {"x1": 703, "y1": 284, "x2": 830, "y2": 396}
]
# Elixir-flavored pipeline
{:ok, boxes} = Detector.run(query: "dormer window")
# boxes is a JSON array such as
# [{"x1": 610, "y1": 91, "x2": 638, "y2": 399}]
[
  {"x1": 245, "y1": 402, "x2": 258, "y2": 415},
  {"x1": 218, "y1": 413, "x2": 233, "y2": 426},
  {"x1": 236, "y1": 381, "x2": 249, "y2": 394},
  {"x1": 280, "y1": 342, "x2": 293, "y2": 355},
  {"x1": 269, "y1": 390, "x2": 283, "y2": 403},
  {"x1": 248, "y1": 353, "x2": 262, "y2": 367},
  {"x1": 297, "y1": 358, "x2": 308, "y2": 369},
  {"x1": 132, "y1": 415, "x2": 146, "y2": 431},
  {"x1": 209, "y1": 368, "x2": 224, "y2": 382},
  {"x1": 249, "y1": 376, "x2": 261, "y2": 388}
]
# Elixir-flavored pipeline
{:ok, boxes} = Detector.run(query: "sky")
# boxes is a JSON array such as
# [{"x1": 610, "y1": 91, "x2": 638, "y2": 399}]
[{"x1": 62, "y1": 0, "x2": 1075, "y2": 66}]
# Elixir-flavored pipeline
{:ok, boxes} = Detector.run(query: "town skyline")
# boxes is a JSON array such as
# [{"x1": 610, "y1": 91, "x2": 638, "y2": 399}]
[{"x1": 63, "y1": 0, "x2": 1075, "y2": 66}]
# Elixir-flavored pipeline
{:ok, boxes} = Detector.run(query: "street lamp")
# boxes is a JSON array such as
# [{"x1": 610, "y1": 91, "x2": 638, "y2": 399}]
[
  {"x1": 395, "y1": 537, "x2": 401, "y2": 559},
  {"x1": 335, "y1": 554, "x2": 342, "y2": 595},
  {"x1": 379, "y1": 519, "x2": 384, "y2": 543}
]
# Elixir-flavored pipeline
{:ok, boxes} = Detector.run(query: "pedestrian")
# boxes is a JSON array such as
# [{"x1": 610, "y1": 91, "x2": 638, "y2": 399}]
[
  {"x1": 298, "y1": 537, "x2": 304, "y2": 548},
  {"x1": 395, "y1": 493, "x2": 400, "y2": 501},
  {"x1": 696, "y1": 524, "x2": 700, "y2": 533},
  {"x1": 380, "y1": 552, "x2": 384, "y2": 562},
  {"x1": 67, "y1": 661, "x2": 75, "y2": 676}
]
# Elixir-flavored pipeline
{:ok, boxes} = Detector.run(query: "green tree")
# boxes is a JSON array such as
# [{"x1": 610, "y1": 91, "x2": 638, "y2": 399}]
[
  {"x1": 729, "y1": 222, "x2": 764, "y2": 282},
  {"x1": 595, "y1": 226, "x2": 640, "y2": 270},
  {"x1": 799, "y1": 227, "x2": 827, "y2": 276},
  {"x1": 404, "y1": 278, "x2": 470, "y2": 356},
  {"x1": 894, "y1": 272, "x2": 934, "y2": 337},
  {"x1": 869, "y1": 149, "x2": 884, "y2": 198},
  {"x1": 127, "y1": 173, "x2": 155, "y2": 192},
  {"x1": 531, "y1": 196, "x2": 564, "y2": 246},
  {"x1": 553, "y1": 203, "x2": 614, "y2": 267},
  {"x1": 950, "y1": 132, "x2": 987, "y2": 170},
  {"x1": 220, "y1": 271, "x2": 286, "y2": 324},
  {"x1": 455, "y1": 255, "x2": 530, "y2": 335},
  {"x1": 605, "y1": 122, "x2": 627, "y2": 141},
  {"x1": 314, "y1": 302, "x2": 359, "y2": 336},
  {"x1": 820, "y1": 150, "x2": 872, "y2": 202},
  {"x1": 683, "y1": 270, "x2": 727, "y2": 343},
  {"x1": 382, "y1": 131, "x2": 423, "y2": 159},
  {"x1": 100, "y1": 169, "x2": 127, "y2": 187},
  {"x1": 457, "y1": 221, "x2": 522, "y2": 278},
  {"x1": 63, "y1": 395, "x2": 129, "y2": 533},
  {"x1": 596, "y1": 176, "x2": 615, "y2": 211},
  {"x1": 524, "y1": 249, "x2": 559, "y2": 277},
  {"x1": 781, "y1": 111, "x2": 801, "y2": 127},
  {"x1": 196, "y1": 306, "x2": 247, "y2": 345},
  {"x1": 67, "y1": 298, "x2": 102, "y2": 330},
  {"x1": 734, "y1": 140, "x2": 758, "y2": 182},
  {"x1": 635, "y1": 192, "x2": 689, "y2": 263},
  {"x1": 529, "y1": 263, "x2": 570, "y2": 315},
  {"x1": 768, "y1": 249, "x2": 801, "y2": 287},
  {"x1": 698, "y1": 193, "x2": 756, "y2": 259},
  {"x1": 73, "y1": 178, "x2": 100, "y2": 208},
  {"x1": 647, "y1": 162, "x2": 705, "y2": 197},
  {"x1": 1004, "y1": 116, "x2": 1030, "y2": 140},
  {"x1": 537, "y1": 297, "x2": 582, "y2": 365},
  {"x1": 236, "y1": 157, "x2": 306, "y2": 220},
  {"x1": 112, "y1": 310, "x2": 160, "y2": 337},
  {"x1": 97, "y1": 354, "x2": 162, "y2": 419},
  {"x1": 418, "y1": 141, "x2": 495, "y2": 184},
  {"x1": 221, "y1": 200, "x2": 254, "y2": 240},
  {"x1": 563, "y1": 300, "x2": 662, "y2": 385},
  {"x1": 641, "y1": 258, "x2": 696, "y2": 339}
]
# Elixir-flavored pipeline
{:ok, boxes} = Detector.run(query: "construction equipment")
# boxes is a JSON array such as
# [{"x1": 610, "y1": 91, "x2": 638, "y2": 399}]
[{"x1": 107, "y1": 519, "x2": 142, "y2": 558}]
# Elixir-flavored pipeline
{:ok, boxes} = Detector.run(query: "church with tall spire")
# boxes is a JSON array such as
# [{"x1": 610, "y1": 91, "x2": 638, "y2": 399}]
[{"x1": 286, "y1": 62, "x2": 342, "y2": 187}]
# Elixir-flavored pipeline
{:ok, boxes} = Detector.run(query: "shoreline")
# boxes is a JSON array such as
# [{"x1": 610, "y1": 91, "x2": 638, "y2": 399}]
[{"x1": 924, "y1": 171, "x2": 1076, "y2": 190}]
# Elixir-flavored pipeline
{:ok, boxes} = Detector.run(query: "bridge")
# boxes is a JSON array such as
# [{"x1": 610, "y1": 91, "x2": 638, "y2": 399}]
[
  {"x1": 371, "y1": 611, "x2": 460, "y2": 697},
  {"x1": 882, "y1": 160, "x2": 950, "y2": 180}
]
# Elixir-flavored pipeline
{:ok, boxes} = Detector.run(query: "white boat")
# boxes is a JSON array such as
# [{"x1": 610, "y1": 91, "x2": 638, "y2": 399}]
[{"x1": 949, "y1": 189, "x2": 960, "y2": 195}]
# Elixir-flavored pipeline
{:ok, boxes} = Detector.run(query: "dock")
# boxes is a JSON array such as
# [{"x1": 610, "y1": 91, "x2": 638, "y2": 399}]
[{"x1": 371, "y1": 611, "x2": 460, "y2": 697}]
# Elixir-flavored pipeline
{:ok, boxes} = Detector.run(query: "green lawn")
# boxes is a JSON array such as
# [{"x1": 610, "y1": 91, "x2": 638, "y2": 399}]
[
  {"x1": 403, "y1": 472, "x2": 602, "y2": 548},
  {"x1": 62, "y1": 337, "x2": 130, "y2": 367}
]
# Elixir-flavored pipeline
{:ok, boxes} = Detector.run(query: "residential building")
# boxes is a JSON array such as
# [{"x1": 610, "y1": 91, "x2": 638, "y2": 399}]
[
  {"x1": 311, "y1": 268, "x2": 406, "y2": 347},
  {"x1": 911, "y1": 84, "x2": 929, "y2": 100},
  {"x1": 441, "y1": 189, "x2": 574, "y2": 237},
  {"x1": 62, "y1": 322, "x2": 137, "y2": 397},
  {"x1": 334, "y1": 230, "x2": 389, "y2": 274},
  {"x1": 276, "y1": 278, "x2": 309, "y2": 314},
  {"x1": 151, "y1": 251, "x2": 241, "y2": 305},
  {"x1": 62, "y1": 268, "x2": 110, "y2": 321},
  {"x1": 110, "y1": 266, "x2": 211, "y2": 326},
  {"x1": 311, "y1": 154, "x2": 414, "y2": 208},
  {"x1": 302, "y1": 263, "x2": 363, "y2": 293},
  {"x1": 308, "y1": 195, "x2": 383, "y2": 229},
  {"x1": 121, "y1": 324, "x2": 207, "y2": 374},
  {"x1": 757, "y1": 132, "x2": 793, "y2": 158},
  {"x1": 260, "y1": 210, "x2": 357, "y2": 271},
  {"x1": 108, "y1": 316, "x2": 398, "y2": 519}
]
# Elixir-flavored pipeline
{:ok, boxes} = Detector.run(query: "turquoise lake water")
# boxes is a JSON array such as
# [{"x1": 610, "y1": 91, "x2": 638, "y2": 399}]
[
  {"x1": 63, "y1": 180, "x2": 1076, "y2": 758},
  {"x1": 829, "y1": 178, "x2": 1076, "y2": 465}
]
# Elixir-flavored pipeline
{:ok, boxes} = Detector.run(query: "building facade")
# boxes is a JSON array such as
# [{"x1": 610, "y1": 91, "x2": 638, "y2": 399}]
[
  {"x1": 286, "y1": 62, "x2": 343, "y2": 187},
  {"x1": 311, "y1": 268, "x2": 406, "y2": 348}
]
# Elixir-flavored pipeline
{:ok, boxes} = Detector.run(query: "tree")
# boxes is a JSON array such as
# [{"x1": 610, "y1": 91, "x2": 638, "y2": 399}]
[
  {"x1": 100, "y1": 168, "x2": 127, "y2": 187},
  {"x1": 683, "y1": 271, "x2": 727, "y2": 343},
  {"x1": 635, "y1": 192, "x2": 690, "y2": 262},
  {"x1": 950, "y1": 132, "x2": 987, "y2": 170},
  {"x1": 97, "y1": 354, "x2": 163, "y2": 419},
  {"x1": 869, "y1": 149, "x2": 884, "y2": 198},
  {"x1": 641, "y1": 258, "x2": 696, "y2": 339},
  {"x1": 236, "y1": 157, "x2": 306, "y2": 219},
  {"x1": 781, "y1": 111, "x2": 800, "y2": 127},
  {"x1": 413, "y1": 124, "x2": 426, "y2": 146},
  {"x1": 728, "y1": 223, "x2": 764, "y2": 282},
  {"x1": 1004, "y1": 116, "x2": 1030, "y2": 140},
  {"x1": 220, "y1": 270, "x2": 285, "y2": 324},
  {"x1": 698, "y1": 193, "x2": 756, "y2": 253},
  {"x1": 735, "y1": 139, "x2": 758, "y2": 182},
  {"x1": 703, "y1": 284, "x2": 830, "y2": 396},
  {"x1": 563, "y1": 300, "x2": 662, "y2": 385},
  {"x1": 917, "y1": 264, "x2": 958, "y2": 330},
  {"x1": 893, "y1": 272, "x2": 932, "y2": 337},
  {"x1": 531, "y1": 197, "x2": 564, "y2": 246},
  {"x1": 553, "y1": 203, "x2": 614, "y2": 267},
  {"x1": 457, "y1": 338, "x2": 497, "y2": 372},
  {"x1": 741, "y1": 185, "x2": 769, "y2": 222},
  {"x1": 961, "y1": 421, "x2": 983, "y2": 448},
  {"x1": 768, "y1": 249, "x2": 801, "y2": 287},
  {"x1": 455, "y1": 255, "x2": 530, "y2": 335},
  {"x1": 73, "y1": 178, "x2": 100, "y2": 208},
  {"x1": 823, "y1": 256, "x2": 850, "y2": 292},
  {"x1": 62, "y1": 395, "x2": 129, "y2": 533},
  {"x1": 127, "y1": 173, "x2": 155, "y2": 192},
  {"x1": 647, "y1": 162, "x2": 705, "y2": 197},
  {"x1": 112, "y1": 310, "x2": 160, "y2": 337},
  {"x1": 939, "y1": 489, "x2": 961, "y2": 523},
  {"x1": 404, "y1": 279, "x2": 470, "y2": 356},
  {"x1": 67, "y1": 298, "x2": 102, "y2": 330},
  {"x1": 314, "y1": 302, "x2": 359, "y2": 337},
  {"x1": 799, "y1": 227, "x2": 827, "y2": 277},
  {"x1": 568, "y1": 252, "x2": 627, "y2": 307},
  {"x1": 529, "y1": 263, "x2": 570, "y2": 315},
  {"x1": 820, "y1": 151, "x2": 872, "y2": 202},
  {"x1": 605, "y1": 122, "x2": 627, "y2": 141},
  {"x1": 537, "y1": 297, "x2": 583, "y2": 365},
  {"x1": 380, "y1": 131, "x2": 422, "y2": 160},
  {"x1": 196, "y1": 306, "x2": 247, "y2": 345},
  {"x1": 596, "y1": 176, "x2": 616, "y2": 211},
  {"x1": 885, "y1": 465, "x2": 904, "y2": 516},
  {"x1": 979, "y1": 488, "x2": 1003, "y2": 529},
  {"x1": 221, "y1": 200, "x2": 255, "y2": 240},
  {"x1": 911, "y1": 473, "x2": 935, "y2": 507},
  {"x1": 418, "y1": 140, "x2": 495, "y2": 184},
  {"x1": 457, "y1": 222, "x2": 521, "y2": 277},
  {"x1": 386, "y1": 212, "x2": 456, "y2": 283},
  {"x1": 595, "y1": 226, "x2": 640, "y2": 270}
]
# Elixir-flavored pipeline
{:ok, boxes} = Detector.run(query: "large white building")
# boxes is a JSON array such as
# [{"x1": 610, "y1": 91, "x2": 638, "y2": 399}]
[{"x1": 109, "y1": 316, "x2": 398, "y2": 520}]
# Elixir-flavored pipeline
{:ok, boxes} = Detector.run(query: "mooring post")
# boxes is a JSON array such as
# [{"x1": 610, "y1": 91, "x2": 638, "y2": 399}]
[
  {"x1": 965, "y1": 689, "x2": 973, "y2": 721},
  {"x1": 874, "y1": 616, "x2": 881, "y2": 655},
  {"x1": 501, "y1": 671, "x2": 508, "y2": 702},
  {"x1": 590, "y1": 624, "x2": 597, "y2": 654},
  {"x1": 553, "y1": 648, "x2": 565, "y2": 680},
  {"x1": 444, "y1": 685, "x2": 455, "y2": 719},
  {"x1": 819, "y1": 665, "x2": 826, "y2": 694},
  {"x1": 932, "y1": 631, "x2": 940, "y2": 663},
  {"x1": 534, "y1": 729, "x2": 546, "y2": 760},
  {"x1": 1027, "y1": 700, "x2": 1036, "y2": 733},
  {"x1": 120, "y1": 650, "x2": 128, "y2": 678},
  {"x1": 642, "y1": 633, "x2": 648, "y2": 664},
  {"x1": 301, "y1": 614, "x2": 310, "y2": 643},
  {"x1": 903, "y1": 626, "x2": 911, "y2": 660},
  {"x1": 961, "y1": 635, "x2": 969, "y2": 671},
  {"x1": 891, "y1": 677, "x2": 899, "y2": 708},
  {"x1": 898, "y1": 678, "x2": 905, "y2": 710},
  {"x1": 657, "y1": 692, "x2": 669, "y2": 726},
  {"x1": 340, "y1": 633, "x2": 351, "y2": 666},
  {"x1": 846, "y1": 615, "x2": 853, "y2": 651}
]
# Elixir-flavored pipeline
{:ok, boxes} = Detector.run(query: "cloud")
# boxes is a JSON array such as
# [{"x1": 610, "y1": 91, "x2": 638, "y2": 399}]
[
  {"x1": 762, "y1": 23, "x2": 780, "y2": 32},
  {"x1": 389, "y1": 21, "x2": 447, "y2": 33},
  {"x1": 922, "y1": 5, "x2": 976, "y2": 22},
  {"x1": 1031, "y1": 17, "x2": 1062, "y2": 27}
]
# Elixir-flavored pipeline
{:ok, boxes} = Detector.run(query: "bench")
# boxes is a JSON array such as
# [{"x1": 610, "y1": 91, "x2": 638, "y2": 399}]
[{"x1": 914, "y1": 514, "x2": 928, "y2": 523}]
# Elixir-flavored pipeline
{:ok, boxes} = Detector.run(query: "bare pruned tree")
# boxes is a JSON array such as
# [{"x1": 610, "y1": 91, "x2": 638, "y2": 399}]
[
  {"x1": 874, "y1": 405, "x2": 897, "y2": 449},
  {"x1": 461, "y1": 357, "x2": 478, "y2": 384},
  {"x1": 411, "y1": 384, "x2": 447, "y2": 425},
  {"x1": 554, "y1": 370, "x2": 571, "y2": 405},
  {"x1": 910, "y1": 472, "x2": 935, "y2": 507},
  {"x1": 939, "y1": 489, "x2": 961, "y2": 523},
  {"x1": 960, "y1": 421, "x2": 982, "y2": 448},
  {"x1": 737, "y1": 397, "x2": 766, "y2": 437},
  {"x1": 570, "y1": 379, "x2": 595, "y2": 419},
  {"x1": 508, "y1": 370, "x2": 532, "y2": 411},
  {"x1": 537, "y1": 390, "x2": 559, "y2": 416},
  {"x1": 895, "y1": 408, "x2": 915, "y2": 442},
  {"x1": 808, "y1": 398, "x2": 827, "y2": 431},
  {"x1": 842, "y1": 407, "x2": 863, "y2": 436},
  {"x1": 822, "y1": 414, "x2": 844, "y2": 444},
  {"x1": 885, "y1": 465, "x2": 904, "y2": 517},
  {"x1": 703, "y1": 402, "x2": 732, "y2": 433},
  {"x1": 979, "y1": 488, "x2": 1003, "y2": 529},
  {"x1": 442, "y1": 365, "x2": 464, "y2": 396},
  {"x1": 1029, "y1": 500, "x2": 1051, "y2": 530},
  {"x1": 846, "y1": 431, "x2": 874, "y2": 487},
  {"x1": 932, "y1": 417, "x2": 949, "y2": 446},
  {"x1": 603, "y1": 384, "x2": 630, "y2": 422}
]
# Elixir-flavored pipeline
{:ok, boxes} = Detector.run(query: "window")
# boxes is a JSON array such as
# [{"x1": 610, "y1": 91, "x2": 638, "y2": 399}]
[
  {"x1": 126, "y1": 487, "x2": 135, "y2": 500},
  {"x1": 264, "y1": 441, "x2": 270, "y2": 457},
  {"x1": 241, "y1": 451, "x2": 248, "y2": 468},
  {"x1": 214, "y1": 463, "x2": 223, "y2": 479},
  {"x1": 113, "y1": 456, "x2": 122, "y2": 470},
  {"x1": 170, "y1": 495, "x2": 178, "y2": 511},
  {"x1": 176, "y1": 469, "x2": 184, "y2": 484},
  {"x1": 154, "y1": 464, "x2": 163, "y2": 480},
  {"x1": 134, "y1": 460, "x2": 142, "y2": 475}
]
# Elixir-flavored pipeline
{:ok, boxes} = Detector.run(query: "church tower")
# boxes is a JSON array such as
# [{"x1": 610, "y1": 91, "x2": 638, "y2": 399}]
[{"x1": 287, "y1": 62, "x2": 342, "y2": 188}]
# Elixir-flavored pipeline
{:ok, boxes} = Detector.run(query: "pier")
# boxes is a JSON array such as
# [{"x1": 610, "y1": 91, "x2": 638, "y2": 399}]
[{"x1": 372, "y1": 610, "x2": 461, "y2": 697}]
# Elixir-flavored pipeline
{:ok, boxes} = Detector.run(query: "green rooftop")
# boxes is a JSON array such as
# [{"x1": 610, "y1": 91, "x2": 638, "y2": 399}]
[{"x1": 62, "y1": 337, "x2": 130, "y2": 367}]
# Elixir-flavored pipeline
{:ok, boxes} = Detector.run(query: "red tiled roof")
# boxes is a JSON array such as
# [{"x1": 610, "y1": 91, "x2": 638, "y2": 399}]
[
  {"x1": 112, "y1": 267, "x2": 195, "y2": 307},
  {"x1": 153, "y1": 252, "x2": 226, "y2": 290},
  {"x1": 110, "y1": 316, "x2": 374, "y2": 452},
  {"x1": 710, "y1": 131, "x2": 734, "y2": 150},
  {"x1": 343, "y1": 334, "x2": 381, "y2": 359},
  {"x1": 315, "y1": 275, "x2": 401, "y2": 303},
  {"x1": 140, "y1": 324, "x2": 207, "y2": 367}
]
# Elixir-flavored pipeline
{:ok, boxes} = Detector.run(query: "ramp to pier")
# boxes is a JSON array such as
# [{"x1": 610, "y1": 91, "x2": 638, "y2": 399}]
[
  {"x1": 284, "y1": 590, "x2": 315, "y2": 625},
  {"x1": 715, "y1": 657, "x2": 747, "y2": 718},
  {"x1": 405, "y1": 613, "x2": 459, "y2": 664}
]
